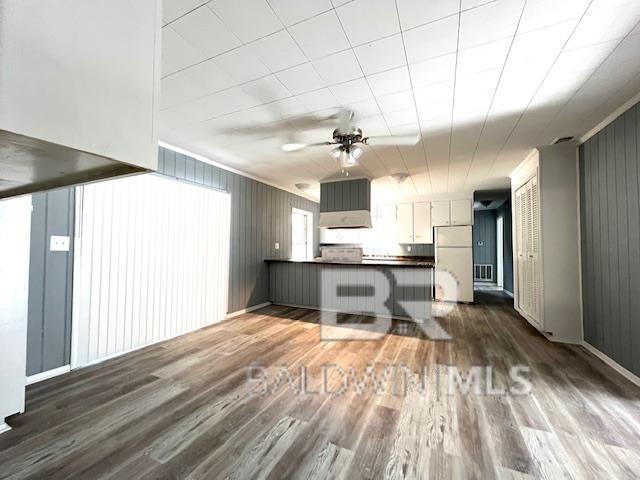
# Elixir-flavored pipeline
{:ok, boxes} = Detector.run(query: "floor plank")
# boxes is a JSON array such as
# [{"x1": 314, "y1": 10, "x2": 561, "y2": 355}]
[{"x1": 2, "y1": 295, "x2": 640, "y2": 479}]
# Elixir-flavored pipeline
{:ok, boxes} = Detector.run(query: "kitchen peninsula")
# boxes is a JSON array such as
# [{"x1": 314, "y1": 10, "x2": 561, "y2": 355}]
[{"x1": 266, "y1": 257, "x2": 434, "y2": 321}]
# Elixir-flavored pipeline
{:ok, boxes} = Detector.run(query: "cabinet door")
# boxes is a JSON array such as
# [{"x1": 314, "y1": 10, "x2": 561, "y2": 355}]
[
  {"x1": 450, "y1": 199, "x2": 472, "y2": 225},
  {"x1": 378, "y1": 204, "x2": 397, "y2": 223},
  {"x1": 320, "y1": 228, "x2": 340, "y2": 244},
  {"x1": 396, "y1": 203, "x2": 414, "y2": 243},
  {"x1": 413, "y1": 201, "x2": 432, "y2": 243},
  {"x1": 431, "y1": 201, "x2": 450, "y2": 226}
]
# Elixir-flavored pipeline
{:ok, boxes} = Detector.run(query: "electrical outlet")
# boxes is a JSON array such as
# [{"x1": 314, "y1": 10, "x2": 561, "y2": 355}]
[
  {"x1": 50, "y1": 235, "x2": 70, "y2": 252},
  {"x1": 407, "y1": 245, "x2": 412, "y2": 252},
  {"x1": 274, "y1": 242, "x2": 280, "y2": 250}
]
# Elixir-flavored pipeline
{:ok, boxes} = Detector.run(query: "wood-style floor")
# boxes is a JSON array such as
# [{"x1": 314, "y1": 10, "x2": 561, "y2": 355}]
[{"x1": 2, "y1": 292, "x2": 640, "y2": 479}]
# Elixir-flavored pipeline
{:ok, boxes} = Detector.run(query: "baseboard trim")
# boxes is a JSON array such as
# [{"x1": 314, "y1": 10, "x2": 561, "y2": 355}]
[
  {"x1": 503, "y1": 289, "x2": 514, "y2": 298},
  {"x1": 270, "y1": 302, "x2": 429, "y2": 324},
  {"x1": 0, "y1": 422, "x2": 11, "y2": 434},
  {"x1": 226, "y1": 302, "x2": 272, "y2": 319},
  {"x1": 581, "y1": 341, "x2": 640, "y2": 388},
  {"x1": 26, "y1": 365, "x2": 71, "y2": 386}
]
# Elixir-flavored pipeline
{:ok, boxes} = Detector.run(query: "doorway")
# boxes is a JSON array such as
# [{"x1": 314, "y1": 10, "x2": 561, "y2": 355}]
[{"x1": 496, "y1": 216, "x2": 504, "y2": 288}]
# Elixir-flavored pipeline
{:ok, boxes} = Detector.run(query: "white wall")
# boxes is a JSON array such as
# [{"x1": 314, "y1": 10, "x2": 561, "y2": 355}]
[
  {"x1": 72, "y1": 175, "x2": 231, "y2": 367},
  {"x1": 0, "y1": 196, "x2": 32, "y2": 430},
  {"x1": 538, "y1": 144, "x2": 582, "y2": 342},
  {"x1": 0, "y1": 0, "x2": 161, "y2": 170}
]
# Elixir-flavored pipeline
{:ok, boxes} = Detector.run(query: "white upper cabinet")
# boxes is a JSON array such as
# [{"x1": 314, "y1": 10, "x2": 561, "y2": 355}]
[
  {"x1": 396, "y1": 203, "x2": 414, "y2": 244},
  {"x1": 413, "y1": 201, "x2": 433, "y2": 244},
  {"x1": 431, "y1": 201, "x2": 451, "y2": 226},
  {"x1": 450, "y1": 199, "x2": 472, "y2": 225},
  {"x1": 377, "y1": 204, "x2": 397, "y2": 224},
  {"x1": 432, "y1": 199, "x2": 473, "y2": 227}
]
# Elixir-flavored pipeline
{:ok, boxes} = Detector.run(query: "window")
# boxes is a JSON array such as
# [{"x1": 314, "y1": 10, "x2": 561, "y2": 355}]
[{"x1": 291, "y1": 208, "x2": 313, "y2": 260}]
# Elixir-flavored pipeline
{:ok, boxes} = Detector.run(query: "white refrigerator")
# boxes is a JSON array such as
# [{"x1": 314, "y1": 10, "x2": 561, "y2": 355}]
[{"x1": 435, "y1": 226, "x2": 474, "y2": 303}]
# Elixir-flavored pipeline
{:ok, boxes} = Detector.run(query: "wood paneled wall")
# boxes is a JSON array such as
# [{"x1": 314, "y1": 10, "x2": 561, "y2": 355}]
[
  {"x1": 320, "y1": 179, "x2": 371, "y2": 212},
  {"x1": 473, "y1": 209, "x2": 497, "y2": 277},
  {"x1": 579, "y1": 102, "x2": 640, "y2": 376},
  {"x1": 27, "y1": 188, "x2": 74, "y2": 376},
  {"x1": 268, "y1": 262, "x2": 433, "y2": 319},
  {"x1": 158, "y1": 147, "x2": 320, "y2": 313}
]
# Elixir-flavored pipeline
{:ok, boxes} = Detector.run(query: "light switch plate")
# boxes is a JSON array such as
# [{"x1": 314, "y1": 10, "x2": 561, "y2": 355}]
[{"x1": 50, "y1": 235, "x2": 70, "y2": 252}]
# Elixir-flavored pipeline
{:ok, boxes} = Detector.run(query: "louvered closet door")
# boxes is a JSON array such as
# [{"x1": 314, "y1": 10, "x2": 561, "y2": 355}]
[
  {"x1": 525, "y1": 182, "x2": 534, "y2": 316},
  {"x1": 529, "y1": 175, "x2": 541, "y2": 324},
  {"x1": 72, "y1": 174, "x2": 231, "y2": 367},
  {"x1": 516, "y1": 184, "x2": 528, "y2": 314}
]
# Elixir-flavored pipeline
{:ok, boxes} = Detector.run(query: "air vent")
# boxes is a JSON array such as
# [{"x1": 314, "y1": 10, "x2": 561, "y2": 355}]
[
  {"x1": 552, "y1": 136, "x2": 575, "y2": 144},
  {"x1": 474, "y1": 264, "x2": 494, "y2": 282}
]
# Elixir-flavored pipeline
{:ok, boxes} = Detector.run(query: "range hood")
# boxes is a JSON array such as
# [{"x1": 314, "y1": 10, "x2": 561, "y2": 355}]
[{"x1": 318, "y1": 178, "x2": 372, "y2": 229}]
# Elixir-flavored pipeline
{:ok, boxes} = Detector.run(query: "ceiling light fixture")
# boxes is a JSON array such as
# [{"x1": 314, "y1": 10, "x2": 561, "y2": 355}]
[
  {"x1": 390, "y1": 172, "x2": 409, "y2": 184},
  {"x1": 295, "y1": 183, "x2": 311, "y2": 191},
  {"x1": 329, "y1": 146, "x2": 342, "y2": 159},
  {"x1": 338, "y1": 149, "x2": 357, "y2": 169}
]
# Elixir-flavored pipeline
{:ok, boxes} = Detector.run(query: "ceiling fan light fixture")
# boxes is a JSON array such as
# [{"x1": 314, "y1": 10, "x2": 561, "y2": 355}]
[
  {"x1": 351, "y1": 145, "x2": 363, "y2": 159},
  {"x1": 339, "y1": 150, "x2": 357, "y2": 169},
  {"x1": 329, "y1": 146, "x2": 342, "y2": 159}
]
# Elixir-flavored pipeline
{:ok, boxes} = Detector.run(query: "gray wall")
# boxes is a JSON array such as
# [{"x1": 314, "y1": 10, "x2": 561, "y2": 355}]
[
  {"x1": 496, "y1": 199, "x2": 514, "y2": 294},
  {"x1": 473, "y1": 209, "x2": 497, "y2": 279},
  {"x1": 27, "y1": 188, "x2": 74, "y2": 376},
  {"x1": 579, "y1": 101, "x2": 640, "y2": 377},
  {"x1": 158, "y1": 147, "x2": 320, "y2": 313},
  {"x1": 320, "y1": 178, "x2": 371, "y2": 212},
  {"x1": 268, "y1": 261, "x2": 433, "y2": 318}
]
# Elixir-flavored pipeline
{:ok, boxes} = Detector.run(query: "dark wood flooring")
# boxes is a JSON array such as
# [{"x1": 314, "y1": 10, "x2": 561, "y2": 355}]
[{"x1": 2, "y1": 295, "x2": 640, "y2": 479}]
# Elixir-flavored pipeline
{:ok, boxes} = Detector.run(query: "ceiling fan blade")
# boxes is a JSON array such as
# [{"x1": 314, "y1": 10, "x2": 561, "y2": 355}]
[
  {"x1": 282, "y1": 141, "x2": 334, "y2": 152},
  {"x1": 362, "y1": 135, "x2": 420, "y2": 146}
]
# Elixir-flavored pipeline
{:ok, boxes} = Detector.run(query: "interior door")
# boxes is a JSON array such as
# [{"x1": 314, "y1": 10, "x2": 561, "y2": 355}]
[
  {"x1": 529, "y1": 175, "x2": 541, "y2": 324},
  {"x1": 496, "y1": 216, "x2": 504, "y2": 288},
  {"x1": 515, "y1": 185, "x2": 527, "y2": 314}
]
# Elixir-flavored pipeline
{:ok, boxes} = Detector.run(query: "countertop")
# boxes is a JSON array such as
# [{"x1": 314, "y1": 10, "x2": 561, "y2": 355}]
[{"x1": 265, "y1": 257, "x2": 435, "y2": 268}]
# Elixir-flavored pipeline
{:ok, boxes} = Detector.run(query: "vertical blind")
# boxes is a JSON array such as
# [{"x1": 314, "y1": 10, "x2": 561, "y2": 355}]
[{"x1": 72, "y1": 174, "x2": 230, "y2": 367}]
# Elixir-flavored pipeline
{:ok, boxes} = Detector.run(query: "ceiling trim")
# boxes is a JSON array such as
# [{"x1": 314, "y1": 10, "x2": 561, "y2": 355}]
[
  {"x1": 158, "y1": 142, "x2": 319, "y2": 202},
  {"x1": 579, "y1": 89, "x2": 640, "y2": 144}
]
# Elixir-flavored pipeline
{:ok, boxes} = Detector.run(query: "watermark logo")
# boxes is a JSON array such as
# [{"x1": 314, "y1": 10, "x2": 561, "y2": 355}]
[
  {"x1": 319, "y1": 267, "x2": 459, "y2": 341},
  {"x1": 247, "y1": 364, "x2": 532, "y2": 398}
]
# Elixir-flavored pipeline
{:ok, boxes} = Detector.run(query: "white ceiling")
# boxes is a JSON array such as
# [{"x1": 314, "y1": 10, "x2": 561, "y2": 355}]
[{"x1": 159, "y1": 0, "x2": 640, "y2": 201}]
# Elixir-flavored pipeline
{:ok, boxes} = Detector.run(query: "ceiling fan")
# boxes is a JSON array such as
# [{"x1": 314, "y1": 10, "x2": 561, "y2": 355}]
[{"x1": 281, "y1": 109, "x2": 419, "y2": 169}]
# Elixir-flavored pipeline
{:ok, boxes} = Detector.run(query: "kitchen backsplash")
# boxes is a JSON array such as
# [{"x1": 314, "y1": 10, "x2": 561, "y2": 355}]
[
  {"x1": 320, "y1": 243, "x2": 434, "y2": 257},
  {"x1": 367, "y1": 243, "x2": 434, "y2": 257}
]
